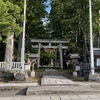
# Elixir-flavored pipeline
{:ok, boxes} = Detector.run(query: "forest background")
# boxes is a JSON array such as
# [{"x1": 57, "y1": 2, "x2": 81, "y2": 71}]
[{"x1": 0, "y1": 0, "x2": 100, "y2": 65}]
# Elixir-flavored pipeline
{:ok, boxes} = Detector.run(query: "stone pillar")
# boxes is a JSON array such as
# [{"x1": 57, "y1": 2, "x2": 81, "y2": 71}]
[
  {"x1": 31, "y1": 60, "x2": 35, "y2": 77},
  {"x1": 37, "y1": 43, "x2": 41, "y2": 68},
  {"x1": 49, "y1": 43, "x2": 51, "y2": 46},
  {"x1": 51, "y1": 58, "x2": 53, "y2": 67},
  {"x1": 59, "y1": 44, "x2": 63, "y2": 69}
]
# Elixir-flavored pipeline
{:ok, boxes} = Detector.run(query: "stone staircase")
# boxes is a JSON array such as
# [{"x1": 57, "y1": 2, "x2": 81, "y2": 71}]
[
  {"x1": 26, "y1": 68, "x2": 100, "y2": 95},
  {"x1": 39, "y1": 68, "x2": 75, "y2": 86}
]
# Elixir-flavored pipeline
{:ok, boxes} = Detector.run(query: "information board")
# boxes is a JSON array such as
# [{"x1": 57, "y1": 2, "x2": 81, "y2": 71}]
[{"x1": 96, "y1": 58, "x2": 100, "y2": 66}]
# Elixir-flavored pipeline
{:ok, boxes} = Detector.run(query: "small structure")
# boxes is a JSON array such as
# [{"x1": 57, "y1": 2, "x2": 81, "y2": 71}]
[
  {"x1": 70, "y1": 54, "x2": 80, "y2": 64},
  {"x1": 28, "y1": 53, "x2": 39, "y2": 77},
  {"x1": 69, "y1": 54, "x2": 80, "y2": 77},
  {"x1": 64, "y1": 52, "x2": 80, "y2": 66},
  {"x1": 94, "y1": 49, "x2": 100, "y2": 67}
]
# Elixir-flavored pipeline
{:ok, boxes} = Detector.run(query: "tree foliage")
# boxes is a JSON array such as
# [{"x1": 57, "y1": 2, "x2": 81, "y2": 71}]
[
  {"x1": 0, "y1": 0, "x2": 100, "y2": 63},
  {"x1": 49, "y1": 0, "x2": 100, "y2": 63},
  {"x1": 40, "y1": 48, "x2": 56, "y2": 61},
  {"x1": 25, "y1": 0, "x2": 48, "y2": 53},
  {"x1": 0, "y1": 0, "x2": 22, "y2": 60},
  {"x1": 0, "y1": 0, "x2": 22, "y2": 42}
]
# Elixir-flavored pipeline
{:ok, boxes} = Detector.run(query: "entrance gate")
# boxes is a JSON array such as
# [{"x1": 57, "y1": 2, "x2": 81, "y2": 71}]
[{"x1": 31, "y1": 39, "x2": 69, "y2": 69}]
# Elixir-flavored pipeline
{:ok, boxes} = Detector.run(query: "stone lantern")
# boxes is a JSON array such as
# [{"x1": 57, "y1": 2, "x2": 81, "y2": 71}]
[{"x1": 28, "y1": 53, "x2": 39, "y2": 77}]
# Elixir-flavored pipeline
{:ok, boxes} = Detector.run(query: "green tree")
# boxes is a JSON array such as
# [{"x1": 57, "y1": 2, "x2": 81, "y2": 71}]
[
  {"x1": 25, "y1": 0, "x2": 48, "y2": 53},
  {"x1": 0, "y1": 0, "x2": 22, "y2": 41},
  {"x1": 49, "y1": 0, "x2": 100, "y2": 63},
  {"x1": 0, "y1": 0, "x2": 22, "y2": 71}
]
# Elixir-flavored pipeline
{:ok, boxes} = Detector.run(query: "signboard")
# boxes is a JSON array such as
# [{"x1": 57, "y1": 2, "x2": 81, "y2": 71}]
[
  {"x1": 75, "y1": 66, "x2": 80, "y2": 71},
  {"x1": 96, "y1": 58, "x2": 100, "y2": 66}
]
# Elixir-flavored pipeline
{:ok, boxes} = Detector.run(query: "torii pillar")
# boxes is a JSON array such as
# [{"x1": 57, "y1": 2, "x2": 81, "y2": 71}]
[
  {"x1": 59, "y1": 44, "x2": 63, "y2": 69},
  {"x1": 37, "y1": 43, "x2": 41, "y2": 68}
]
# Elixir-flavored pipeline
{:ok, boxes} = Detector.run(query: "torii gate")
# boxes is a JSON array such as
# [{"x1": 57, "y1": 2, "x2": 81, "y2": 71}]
[{"x1": 31, "y1": 39, "x2": 69, "y2": 69}]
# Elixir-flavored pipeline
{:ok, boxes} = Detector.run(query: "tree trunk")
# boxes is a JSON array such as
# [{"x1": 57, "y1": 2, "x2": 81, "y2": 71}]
[
  {"x1": 98, "y1": 10, "x2": 100, "y2": 48},
  {"x1": 18, "y1": 33, "x2": 22, "y2": 58},
  {"x1": 83, "y1": 28, "x2": 88, "y2": 63},
  {"x1": 5, "y1": 33, "x2": 14, "y2": 72}
]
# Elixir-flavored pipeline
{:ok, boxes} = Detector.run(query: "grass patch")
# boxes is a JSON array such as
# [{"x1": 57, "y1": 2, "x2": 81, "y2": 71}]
[
  {"x1": 0, "y1": 81, "x2": 7, "y2": 83},
  {"x1": 34, "y1": 67, "x2": 45, "y2": 72},
  {"x1": 68, "y1": 77, "x2": 84, "y2": 82},
  {"x1": 28, "y1": 77, "x2": 41, "y2": 83}
]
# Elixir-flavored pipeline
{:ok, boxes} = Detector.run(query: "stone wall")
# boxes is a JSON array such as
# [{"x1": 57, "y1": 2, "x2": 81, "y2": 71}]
[
  {"x1": 89, "y1": 73, "x2": 100, "y2": 82},
  {"x1": 0, "y1": 72, "x2": 14, "y2": 81}
]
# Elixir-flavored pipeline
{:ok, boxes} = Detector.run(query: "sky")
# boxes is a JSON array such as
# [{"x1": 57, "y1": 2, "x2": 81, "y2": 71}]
[
  {"x1": 42, "y1": 0, "x2": 51, "y2": 26},
  {"x1": 44, "y1": 0, "x2": 51, "y2": 13}
]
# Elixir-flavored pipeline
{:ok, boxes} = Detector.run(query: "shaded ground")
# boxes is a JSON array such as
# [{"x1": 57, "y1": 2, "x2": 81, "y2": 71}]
[{"x1": 0, "y1": 87, "x2": 27, "y2": 97}]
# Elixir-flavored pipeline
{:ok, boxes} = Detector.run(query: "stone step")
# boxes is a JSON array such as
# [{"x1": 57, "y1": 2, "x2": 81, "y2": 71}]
[
  {"x1": 26, "y1": 86, "x2": 100, "y2": 95},
  {"x1": 41, "y1": 75, "x2": 77, "y2": 86}
]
